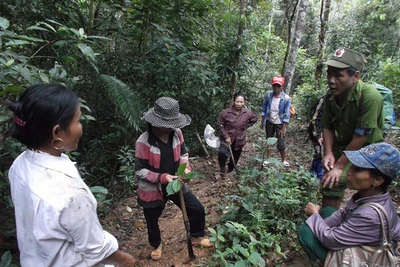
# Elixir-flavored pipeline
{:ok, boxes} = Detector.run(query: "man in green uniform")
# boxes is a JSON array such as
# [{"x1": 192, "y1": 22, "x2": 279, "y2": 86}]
[{"x1": 320, "y1": 47, "x2": 384, "y2": 209}]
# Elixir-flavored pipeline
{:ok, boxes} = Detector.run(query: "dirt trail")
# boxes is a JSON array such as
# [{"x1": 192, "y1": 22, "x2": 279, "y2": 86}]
[
  {"x1": 102, "y1": 124, "x2": 400, "y2": 266},
  {"x1": 104, "y1": 157, "x2": 231, "y2": 266},
  {"x1": 102, "y1": 126, "x2": 318, "y2": 266}
]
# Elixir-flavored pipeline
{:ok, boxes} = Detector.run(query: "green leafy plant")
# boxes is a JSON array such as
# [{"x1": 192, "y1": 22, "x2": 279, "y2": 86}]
[
  {"x1": 253, "y1": 137, "x2": 283, "y2": 170},
  {"x1": 208, "y1": 165, "x2": 319, "y2": 266},
  {"x1": 116, "y1": 145, "x2": 136, "y2": 187},
  {"x1": 166, "y1": 163, "x2": 203, "y2": 196},
  {"x1": 0, "y1": 251, "x2": 17, "y2": 267},
  {"x1": 99, "y1": 75, "x2": 144, "y2": 133},
  {"x1": 209, "y1": 222, "x2": 267, "y2": 267}
]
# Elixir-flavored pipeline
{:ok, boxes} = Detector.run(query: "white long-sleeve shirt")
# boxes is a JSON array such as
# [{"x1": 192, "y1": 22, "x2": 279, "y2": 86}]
[{"x1": 9, "y1": 149, "x2": 118, "y2": 267}]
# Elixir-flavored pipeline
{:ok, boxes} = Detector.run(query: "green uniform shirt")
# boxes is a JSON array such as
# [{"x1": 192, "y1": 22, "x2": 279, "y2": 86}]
[{"x1": 321, "y1": 79, "x2": 384, "y2": 159}]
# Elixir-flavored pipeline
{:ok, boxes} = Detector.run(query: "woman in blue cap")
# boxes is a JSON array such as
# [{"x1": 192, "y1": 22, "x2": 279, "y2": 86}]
[{"x1": 298, "y1": 142, "x2": 400, "y2": 266}]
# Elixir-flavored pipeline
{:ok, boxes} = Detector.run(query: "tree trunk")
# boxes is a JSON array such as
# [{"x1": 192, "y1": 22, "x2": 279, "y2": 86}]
[
  {"x1": 314, "y1": 0, "x2": 331, "y2": 89},
  {"x1": 283, "y1": 0, "x2": 309, "y2": 95},
  {"x1": 230, "y1": 0, "x2": 245, "y2": 98},
  {"x1": 268, "y1": 0, "x2": 278, "y2": 34},
  {"x1": 88, "y1": 0, "x2": 95, "y2": 34},
  {"x1": 281, "y1": 0, "x2": 299, "y2": 74}
]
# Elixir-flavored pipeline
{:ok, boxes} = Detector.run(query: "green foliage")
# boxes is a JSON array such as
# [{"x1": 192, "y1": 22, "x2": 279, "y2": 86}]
[
  {"x1": 116, "y1": 145, "x2": 136, "y2": 188},
  {"x1": 1, "y1": 1, "x2": 400, "y2": 265},
  {"x1": 177, "y1": 162, "x2": 187, "y2": 176},
  {"x1": 325, "y1": 0, "x2": 400, "y2": 78},
  {"x1": 166, "y1": 163, "x2": 203, "y2": 195},
  {"x1": 208, "y1": 165, "x2": 319, "y2": 266},
  {"x1": 99, "y1": 75, "x2": 144, "y2": 132},
  {"x1": 166, "y1": 162, "x2": 188, "y2": 196},
  {"x1": 370, "y1": 58, "x2": 400, "y2": 114},
  {"x1": 209, "y1": 222, "x2": 267, "y2": 267},
  {"x1": 0, "y1": 133, "x2": 24, "y2": 210},
  {"x1": 0, "y1": 251, "x2": 17, "y2": 267},
  {"x1": 89, "y1": 186, "x2": 111, "y2": 207},
  {"x1": 293, "y1": 82, "x2": 326, "y2": 122},
  {"x1": 166, "y1": 179, "x2": 182, "y2": 196},
  {"x1": 0, "y1": 16, "x2": 105, "y2": 91}
]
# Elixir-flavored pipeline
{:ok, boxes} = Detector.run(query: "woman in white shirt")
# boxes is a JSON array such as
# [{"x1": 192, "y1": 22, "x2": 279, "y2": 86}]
[{"x1": 7, "y1": 84, "x2": 136, "y2": 267}]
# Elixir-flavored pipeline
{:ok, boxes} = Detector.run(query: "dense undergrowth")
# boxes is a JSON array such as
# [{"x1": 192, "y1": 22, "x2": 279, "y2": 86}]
[{"x1": 207, "y1": 136, "x2": 320, "y2": 267}]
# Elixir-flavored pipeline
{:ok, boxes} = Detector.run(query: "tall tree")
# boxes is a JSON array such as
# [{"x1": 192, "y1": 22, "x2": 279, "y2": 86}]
[
  {"x1": 230, "y1": 0, "x2": 246, "y2": 97},
  {"x1": 314, "y1": 0, "x2": 331, "y2": 88},
  {"x1": 281, "y1": 0, "x2": 299, "y2": 74},
  {"x1": 283, "y1": 0, "x2": 309, "y2": 94}
]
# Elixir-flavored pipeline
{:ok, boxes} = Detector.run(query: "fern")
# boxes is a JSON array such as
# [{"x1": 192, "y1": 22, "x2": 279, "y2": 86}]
[{"x1": 99, "y1": 74, "x2": 143, "y2": 132}]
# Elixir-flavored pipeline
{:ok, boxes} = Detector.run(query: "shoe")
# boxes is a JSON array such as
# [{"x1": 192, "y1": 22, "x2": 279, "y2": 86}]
[
  {"x1": 262, "y1": 160, "x2": 270, "y2": 166},
  {"x1": 192, "y1": 237, "x2": 213, "y2": 248},
  {"x1": 150, "y1": 243, "x2": 162, "y2": 261},
  {"x1": 283, "y1": 161, "x2": 290, "y2": 167}
]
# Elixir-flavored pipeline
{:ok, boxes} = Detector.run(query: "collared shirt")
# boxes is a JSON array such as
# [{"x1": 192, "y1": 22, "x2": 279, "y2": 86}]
[
  {"x1": 9, "y1": 149, "x2": 118, "y2": 267},
  {"x1": 217, "y1": 106, "x2": 258, "y2": 150},
  {"x1": 306, "y1": 192, "x2": 400, "y2": 251},
  {"x1": 261, "y1": 91, "x2": 291, "y2": 125},
  {"x1": 321, "y1": 79, "x2": 384, "y2": 158}
]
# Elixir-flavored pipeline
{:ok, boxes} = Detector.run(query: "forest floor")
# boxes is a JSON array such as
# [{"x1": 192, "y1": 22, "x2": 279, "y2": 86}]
[
  {"x1": 102, "y1": 124, "x2": 357, "y2": 267},
  {"x1": 2, "y1": 123, "x2": 397, "y2": 266}
]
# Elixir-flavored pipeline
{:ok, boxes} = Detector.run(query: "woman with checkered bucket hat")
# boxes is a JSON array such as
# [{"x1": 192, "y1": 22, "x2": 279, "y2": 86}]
[
  {"x1": 298, "y1": 142, "x2": 400, "y2": 266},
  {"x1": 135, "y1": 97, "x2": 212, "y2": 261}
]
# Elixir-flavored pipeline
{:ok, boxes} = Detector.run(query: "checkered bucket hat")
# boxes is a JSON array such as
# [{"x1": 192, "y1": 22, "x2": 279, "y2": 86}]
[
  {"x1": 142, "y1": 97, "x2": 191, "y2": 129},
  {"x1": 344, "y1": 143, "x2": 400, "y2": 180}
]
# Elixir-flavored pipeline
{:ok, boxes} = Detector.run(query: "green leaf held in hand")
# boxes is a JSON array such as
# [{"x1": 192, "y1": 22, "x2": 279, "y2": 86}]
[
  {"x1": 166, "y1": 179, "x2": 181, "y2": 195},
  {"x1": 176, "y1": 162, "x2": 187, "y2": 176}
]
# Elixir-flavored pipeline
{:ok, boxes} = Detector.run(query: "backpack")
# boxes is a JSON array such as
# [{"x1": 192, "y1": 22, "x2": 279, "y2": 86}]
[
  {"x1": 289, "y1": 105, "x2": 296, "y2": 118},
  {"x1": 372, "y1": 82, "x2": 395, "y2": 130},
  {"x1": 358, "y1": 82, "x2": 395, "y2": 132},
  {"x1": 283, "y1": 95, "x2": 295, "y2": 118}
]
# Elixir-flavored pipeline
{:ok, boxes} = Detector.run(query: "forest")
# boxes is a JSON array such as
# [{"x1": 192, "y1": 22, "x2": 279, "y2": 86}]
[{"x1": 1, "y1": 0, "x2": 400, "y2": 266}]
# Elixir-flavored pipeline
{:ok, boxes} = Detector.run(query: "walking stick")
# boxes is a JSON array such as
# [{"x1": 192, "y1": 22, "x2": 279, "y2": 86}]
[
  {"x1": 178, "y1": 188, "x2": 196, "y2": 260},
  {"x1": 228, "y1": 145, "x2": 240, "y2": 175}
]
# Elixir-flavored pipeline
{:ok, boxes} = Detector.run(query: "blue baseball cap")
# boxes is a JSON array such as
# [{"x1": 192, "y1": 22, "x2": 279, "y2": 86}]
[{"x1": 344, "y1": 143, "x2": 400, "y2": 180}]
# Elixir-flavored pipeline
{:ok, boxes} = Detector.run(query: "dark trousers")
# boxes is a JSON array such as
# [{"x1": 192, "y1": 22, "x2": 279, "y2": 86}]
[
  {"x1": 143, "y1": 190, "x2": 205, "y2": 248},
  {"x1": 218, "y1": 141, "x2": 242, "y2": 173},
  {"x1": 265, "y1": 121, "x2": 286, "y2": 151},
  {"x1": 310, "y1": 142, "x2": 323, "y2": 180}
]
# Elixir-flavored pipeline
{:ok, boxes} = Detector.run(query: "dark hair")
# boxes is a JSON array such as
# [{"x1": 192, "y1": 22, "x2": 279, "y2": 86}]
[
  {"x1": 370, "y1": 168, "x2": 392, "y2": 192},
  {"x1": 233, "y1": 91, "x2": 246, "y2": 101},
  {"x1": 8, "y1": 84, "x2": 79, "y2": 149},
  {"x1": 147, "y1": 122, "x2": 153, "y2": 132},
  {"x1": 346, "y1": 67, "x2": 358, "y2": 77}
]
